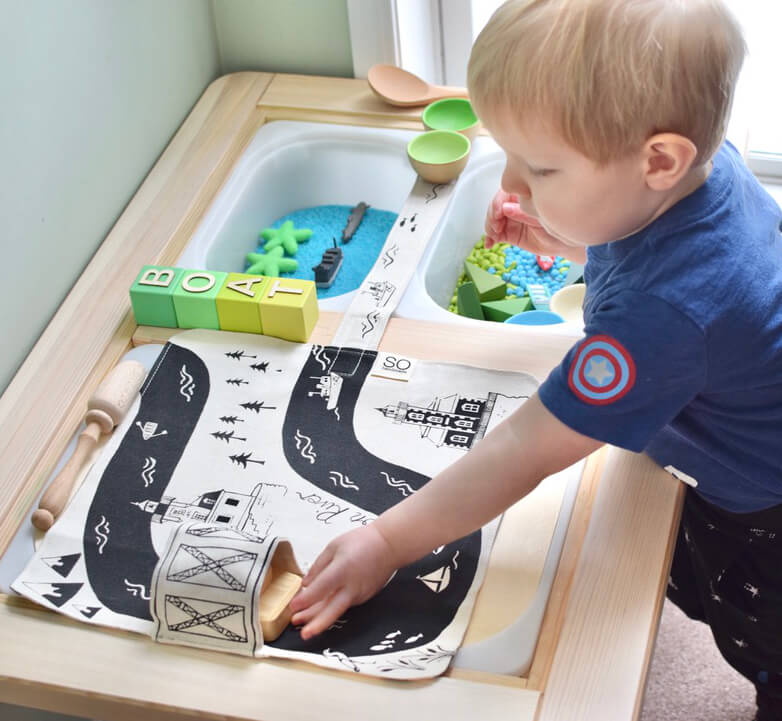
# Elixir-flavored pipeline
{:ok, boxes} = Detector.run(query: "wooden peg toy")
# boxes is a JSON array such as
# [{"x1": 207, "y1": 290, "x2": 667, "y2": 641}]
[
  {"x1": 31, "y1": 360, "x2": 147, "y2": 531},
  {"x1": 259, "y1": 565, "x2": 303, "y2": 641}
]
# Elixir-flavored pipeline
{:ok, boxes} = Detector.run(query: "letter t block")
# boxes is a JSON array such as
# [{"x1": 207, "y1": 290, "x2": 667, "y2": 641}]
[
  {"x1": 259, "y1": 278, "x2": 319, "y2": 342},
  {"x1": 129, "y1": 265, "x2": 184, "y2": 327}
]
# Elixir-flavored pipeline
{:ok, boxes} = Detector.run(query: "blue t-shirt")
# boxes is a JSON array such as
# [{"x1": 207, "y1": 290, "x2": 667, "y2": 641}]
[{"x1": 538, "y1": 142, "x2": 782, "y2": 512}]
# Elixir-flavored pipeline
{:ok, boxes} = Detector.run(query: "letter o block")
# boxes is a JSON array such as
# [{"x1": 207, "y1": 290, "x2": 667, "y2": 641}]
[
  {"x1": 172, "y1": 270, "x2": 228, "y2": 329},
  {"x1": 259, "y1": 278, "x2": 319, "y2": 343},
  {"x1": 130, "y1": 265, "x2": 184, "y2": 327},
  {"x1": 216, "y1": 273, "x2": 271, "y2": 333}
]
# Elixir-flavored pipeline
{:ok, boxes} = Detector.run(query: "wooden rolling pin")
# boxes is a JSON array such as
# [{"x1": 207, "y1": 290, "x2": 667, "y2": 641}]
[{"x1": 31, "y1": 360, "x2": 147, "y2": 531}]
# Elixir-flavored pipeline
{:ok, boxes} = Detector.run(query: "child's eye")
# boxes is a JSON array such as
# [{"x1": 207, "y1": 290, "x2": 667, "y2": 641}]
[{"x1": 531, "y1": 168, "x2": 556, "y2": 178}]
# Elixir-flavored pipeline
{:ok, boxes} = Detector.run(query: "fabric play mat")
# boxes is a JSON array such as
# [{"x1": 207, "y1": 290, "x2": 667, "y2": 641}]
[{"x1": 11, "y1": 178, "x2": 581, "y2": 680}]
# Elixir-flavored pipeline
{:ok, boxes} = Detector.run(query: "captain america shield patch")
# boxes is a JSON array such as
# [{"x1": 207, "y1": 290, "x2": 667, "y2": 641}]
[{"x1": 568, "y1": 334, "x2": 636, "y2": 405}]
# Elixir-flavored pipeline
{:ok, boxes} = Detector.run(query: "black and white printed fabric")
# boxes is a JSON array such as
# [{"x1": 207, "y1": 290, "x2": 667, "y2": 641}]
[{"x1": 13, "y1": 330, "x2": 539, "y2": 679}]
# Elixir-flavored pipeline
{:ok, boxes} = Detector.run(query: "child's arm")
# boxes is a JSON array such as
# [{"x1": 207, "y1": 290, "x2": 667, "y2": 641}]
[{"x1": 290, "y1": 392, "x2": 602, "y2": 639}]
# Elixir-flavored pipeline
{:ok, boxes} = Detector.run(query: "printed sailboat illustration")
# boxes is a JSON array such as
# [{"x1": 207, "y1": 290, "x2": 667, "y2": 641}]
[{"x1": 417, "y1": 565, "x2": 451, "y2": 593}]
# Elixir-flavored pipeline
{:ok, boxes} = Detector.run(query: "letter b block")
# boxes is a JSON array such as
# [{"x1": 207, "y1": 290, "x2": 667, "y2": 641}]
[
  {"x1": 130, "y1": 265, "x2": 184, "y2": 327},
  {"x1": 172, "y1": 270, "x2": 228, "y2": 329},
  {"x1": 259, "y1": 278, "x2": 319, "y2": 342},
  {"x1": 216, "y1": 273, "x2": 271, "y2": 333}
]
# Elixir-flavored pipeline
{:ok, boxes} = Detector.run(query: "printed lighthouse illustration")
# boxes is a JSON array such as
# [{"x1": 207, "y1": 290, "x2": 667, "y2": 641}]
[{"x1": 377, "y1": 392, "x2": 498, "y2": 449}]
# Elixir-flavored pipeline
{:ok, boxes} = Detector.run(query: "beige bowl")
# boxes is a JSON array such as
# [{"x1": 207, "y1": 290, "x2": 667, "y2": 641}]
[
  {"x1": 550, "y1": 283, "x2": 586, "y2": 324},
  {"x1": 407, "y1": 130, "x2": 471, "y2": 184}
]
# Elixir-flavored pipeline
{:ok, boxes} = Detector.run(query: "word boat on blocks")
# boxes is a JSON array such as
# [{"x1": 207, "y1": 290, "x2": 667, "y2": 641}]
[{"x1": 129, "y1": 264, "x2": 319, "y2": 343}]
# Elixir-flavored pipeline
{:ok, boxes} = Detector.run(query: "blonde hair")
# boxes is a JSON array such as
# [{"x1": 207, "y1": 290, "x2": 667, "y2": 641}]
[{"x1": 467, "y1": 0, "x2": 746, "y2": 164}]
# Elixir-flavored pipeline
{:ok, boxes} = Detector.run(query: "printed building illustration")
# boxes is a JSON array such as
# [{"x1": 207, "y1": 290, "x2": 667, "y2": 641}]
[
  {"x1": 377, "y1": 392, "x2": 498, "y2": 449},
  {"x1": 132, "y1": 482, "x2": 284, "y2": 538}
]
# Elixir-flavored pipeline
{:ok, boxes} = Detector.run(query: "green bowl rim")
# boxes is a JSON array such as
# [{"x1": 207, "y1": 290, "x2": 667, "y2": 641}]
[
  {"x1": 407, "y1": 129, "x2": 472, "y2": 163},
  {"x1": 421, "y1": 98, "x2": 479, "y2": 130}
]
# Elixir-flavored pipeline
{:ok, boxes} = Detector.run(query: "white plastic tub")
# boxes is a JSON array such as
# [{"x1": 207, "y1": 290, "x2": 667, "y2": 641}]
[{"x1": 177, "y1": 120, "x2": 583, "y2": 336}]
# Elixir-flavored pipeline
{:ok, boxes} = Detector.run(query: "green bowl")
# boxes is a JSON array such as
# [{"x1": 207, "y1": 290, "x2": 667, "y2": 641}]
[
  {"x1": 422, "y1": 98, "x2": 480, "y2": 139},
  {"x1": 407, "y1": 130, "x2": 471, "y2": 183}
]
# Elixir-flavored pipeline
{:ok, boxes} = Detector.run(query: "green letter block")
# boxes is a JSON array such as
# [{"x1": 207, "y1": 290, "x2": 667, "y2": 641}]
[
  {"x1": 129, "y1": 265, "x2": 184, "y2": 327},
  {"x1": 172, "y1": 269, "x2": 228, "y2": 329},
  {"x1": 216, "y1": 273, "x2": 271, "y2": 333}
]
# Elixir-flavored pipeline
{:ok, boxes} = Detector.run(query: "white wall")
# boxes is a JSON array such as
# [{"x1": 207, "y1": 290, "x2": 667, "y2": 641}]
[
  {"x1": 212, "y1": 0, "x2": 353, "y2": 76},
  {"x1": 0, "y1": 0, "x2": 220, "y2": 394},
  {"x1": 0, "y1": 0, "x2": 355, "y2": 397}
]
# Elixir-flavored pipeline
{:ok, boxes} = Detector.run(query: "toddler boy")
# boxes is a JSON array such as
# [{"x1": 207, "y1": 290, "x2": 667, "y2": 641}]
[{"x1": 292, "y1": 2, "x2": 782, "y2": 717}]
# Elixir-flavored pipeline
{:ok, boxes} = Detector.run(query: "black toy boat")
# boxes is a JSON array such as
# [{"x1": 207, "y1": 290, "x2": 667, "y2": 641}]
[{"x1": 312, "y1": 239, "x2": 344, "y2": 288}]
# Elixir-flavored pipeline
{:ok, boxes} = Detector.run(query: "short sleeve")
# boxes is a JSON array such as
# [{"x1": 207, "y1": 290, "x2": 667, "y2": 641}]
[{"x1": 538, "y1": 289, "x2": 707, "y2": 451}]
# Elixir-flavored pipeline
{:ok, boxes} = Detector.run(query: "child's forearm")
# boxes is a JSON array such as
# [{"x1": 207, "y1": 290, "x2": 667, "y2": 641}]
[{"x1": 374, "y1": 393, "x2": 600, "y2": 569}]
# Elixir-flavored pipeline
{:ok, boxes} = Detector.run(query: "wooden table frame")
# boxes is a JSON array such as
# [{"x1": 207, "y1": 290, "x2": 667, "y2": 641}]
[{"x1": 0, "y1": 72, "x2": 683, "y2": 721}]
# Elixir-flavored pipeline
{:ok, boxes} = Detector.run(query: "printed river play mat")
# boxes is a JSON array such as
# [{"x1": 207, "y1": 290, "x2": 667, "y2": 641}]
[{"x1": 13, "y1": 329, "x2": 542, "y2": 679}]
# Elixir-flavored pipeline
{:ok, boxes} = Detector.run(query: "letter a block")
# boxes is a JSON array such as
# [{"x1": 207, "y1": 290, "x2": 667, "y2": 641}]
[
  {"x1": 259, "y1": 278, "x2": 319, "y2": 342},
  {"x1": 172, "y1": 270, "x2": 228, "y2": 329},
  {"x1": 130, "y1": 265, "x2": 184, "y2": 327},
  {"x1": 216, "y1": 273, "x2": 271, "y2": 333}
]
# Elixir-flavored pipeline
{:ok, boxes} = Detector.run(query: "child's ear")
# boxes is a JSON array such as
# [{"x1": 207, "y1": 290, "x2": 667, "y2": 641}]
[{"x1": 642, "y1": 133, "x2": 698, "y2": 191}]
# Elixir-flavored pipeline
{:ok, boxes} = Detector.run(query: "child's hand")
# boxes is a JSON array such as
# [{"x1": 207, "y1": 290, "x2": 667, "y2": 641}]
[
  {"x1": 290, "y1": 524, "x2": 398, "y2": 639},
  {"x1": 484, "y1": 190, "x2": 587, "y2": 264}
]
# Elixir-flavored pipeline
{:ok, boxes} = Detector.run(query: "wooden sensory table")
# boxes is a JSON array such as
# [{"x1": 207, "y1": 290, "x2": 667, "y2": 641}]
[{"x1": 0, "y1": 72, "x2": 683, "y2": 721}]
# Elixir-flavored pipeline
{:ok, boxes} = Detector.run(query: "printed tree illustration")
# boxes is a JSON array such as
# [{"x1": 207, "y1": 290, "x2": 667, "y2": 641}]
[
  {"x1": 226, "y1": 378, "x2": 249, "y2": 387},
  {"x1": 225, "y1": 350, "x2": 257, "y2": 361},
  {"x1": 250, "y1": 361, "x2": 269, "y2": 373},
  {"x1": 219, "y1": 415, "x2": 244, "y2": 424},
  {"x1": 240, "y1": 400, "x2": 277, "y2": 412},
  {"x1": 211, "y1": 430, "x2": 247, "y2": 443},
  {"x1": 230, "y1": 452, "x2": 265, "y2": 468}
]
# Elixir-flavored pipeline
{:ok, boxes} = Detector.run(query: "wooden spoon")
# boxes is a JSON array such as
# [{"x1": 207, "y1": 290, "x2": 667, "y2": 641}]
[{"x1": 367, "y1": 64, "x2": 469, "y2": 107}]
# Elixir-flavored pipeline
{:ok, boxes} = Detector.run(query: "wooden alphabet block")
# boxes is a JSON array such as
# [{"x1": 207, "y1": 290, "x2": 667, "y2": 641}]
[
  {"x1": 216, "y1": 273, "x2": 271, "y2": 333},
  {"x1": 258, "y1": 278, "x2": 319, "y2": 343},
  {"x1": 172, "y1": 269, "x2": 228, "y2": 329},
  {"x1": 129, "y1": 265, "x2": 184, "y2": 327}
]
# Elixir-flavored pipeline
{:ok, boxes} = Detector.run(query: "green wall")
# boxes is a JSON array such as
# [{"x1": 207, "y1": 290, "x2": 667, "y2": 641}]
[
  {"x1": 0, "y1": 0, "x2": 220, "y2": 393},
  {"x1": 1, "y1": 1, "x2": 353, "y2": 717},
  {"x1": 213, "y1": 0, "x2": 353, "y2": 76},
  {"x1": 0, "y1": 0, "x2": 353, "y2": 397}
]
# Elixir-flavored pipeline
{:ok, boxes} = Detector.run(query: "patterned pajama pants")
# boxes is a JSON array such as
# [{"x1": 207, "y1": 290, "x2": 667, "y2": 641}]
[{"x1": 667, "y1": 488, "x2": 782, "y2": 721}]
